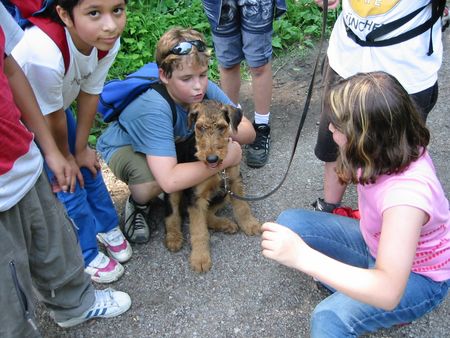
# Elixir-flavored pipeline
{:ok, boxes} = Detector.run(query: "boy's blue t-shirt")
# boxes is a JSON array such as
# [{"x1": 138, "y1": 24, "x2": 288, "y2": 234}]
[{"x1": 97, "y1": 80, "x2": 232, "y2": 163}]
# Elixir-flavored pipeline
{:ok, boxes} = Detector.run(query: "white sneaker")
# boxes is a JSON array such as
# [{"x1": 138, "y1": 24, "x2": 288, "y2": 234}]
[
  {"x1": 123, "y1": 196, "x2": 150, "y2": 244},
  {"x1": 56, "y1": 288, "x2": 131, "y2": 328},
  {"x1": 85, "y1": 252, "x2": 124, "y2": 284},
  {"x1": 97, "y1": 227, "x2": 132, "y2": 263}
]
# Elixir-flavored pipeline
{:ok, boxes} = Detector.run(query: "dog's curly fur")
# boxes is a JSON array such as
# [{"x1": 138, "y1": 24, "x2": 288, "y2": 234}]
[{"x1": 164, "y1": 100, "x2": 260, "y2": 272}]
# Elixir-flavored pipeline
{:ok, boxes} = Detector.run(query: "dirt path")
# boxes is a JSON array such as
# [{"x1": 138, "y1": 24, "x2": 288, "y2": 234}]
[{"x1": 37, "y1": 33, "x2": 450, "y2": 337}]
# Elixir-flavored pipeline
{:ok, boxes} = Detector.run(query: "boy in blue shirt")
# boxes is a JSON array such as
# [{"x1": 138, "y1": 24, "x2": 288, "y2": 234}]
[{"x1": 97, "y1": 27, "x2": 256, "y2": 244}]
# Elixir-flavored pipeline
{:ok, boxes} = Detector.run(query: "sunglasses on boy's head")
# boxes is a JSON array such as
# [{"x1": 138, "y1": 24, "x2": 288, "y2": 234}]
[{"x1": 168, "y1": 40, "x2": 207, "y2": 56}]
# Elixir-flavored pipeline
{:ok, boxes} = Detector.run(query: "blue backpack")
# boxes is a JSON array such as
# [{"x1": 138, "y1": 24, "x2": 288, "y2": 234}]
[{"x1": 98, "y1": 62, "x2": 177, "y2": 123}]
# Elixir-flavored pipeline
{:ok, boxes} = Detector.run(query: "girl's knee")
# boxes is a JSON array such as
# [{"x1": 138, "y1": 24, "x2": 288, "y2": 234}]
[
  {"x1": 311, "y1": 304, "x2": 353, "y2": 338},
  {"x1": 276, "y1": 209, "x2": 314, "y2": 228},
  {"x1": 277, "y1": 209, "x2": 300, "y2": 226}
]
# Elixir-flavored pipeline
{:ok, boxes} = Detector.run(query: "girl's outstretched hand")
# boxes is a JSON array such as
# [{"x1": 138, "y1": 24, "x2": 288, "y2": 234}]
[{"x1": 261, "y1": 222, "x2": 310, "y2": 271}]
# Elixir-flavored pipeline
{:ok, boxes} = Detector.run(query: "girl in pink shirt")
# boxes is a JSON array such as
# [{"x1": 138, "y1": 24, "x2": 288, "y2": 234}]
[{"x1": 261, "y1": 71, "x2": 450, "y2": 337}]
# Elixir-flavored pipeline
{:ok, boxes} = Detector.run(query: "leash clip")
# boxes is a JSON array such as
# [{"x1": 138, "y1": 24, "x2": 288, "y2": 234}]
[{"x1": 220, "y1": 169, "x2": 231, "y2": 195}]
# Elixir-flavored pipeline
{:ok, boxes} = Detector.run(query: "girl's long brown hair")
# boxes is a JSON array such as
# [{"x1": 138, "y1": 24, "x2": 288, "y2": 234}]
[{"x1": 328, "y1": 71, "x2": 430, "y2": 185}]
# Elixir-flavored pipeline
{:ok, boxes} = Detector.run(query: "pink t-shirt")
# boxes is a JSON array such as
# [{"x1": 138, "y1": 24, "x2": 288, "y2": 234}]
[{"x1": 358, "y1": 151, "x2": 450, "y2": 282}]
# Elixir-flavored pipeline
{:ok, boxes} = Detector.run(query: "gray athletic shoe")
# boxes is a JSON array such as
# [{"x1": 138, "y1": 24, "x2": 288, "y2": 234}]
[
  {"x1": 246, "y1": 123, "x2": 271, "y2": 168},
  {"x1": 123, "y1": 196, "x2": 150, "y2": 244}
]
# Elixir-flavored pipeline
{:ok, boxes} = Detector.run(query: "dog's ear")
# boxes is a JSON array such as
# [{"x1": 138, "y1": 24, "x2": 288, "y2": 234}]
[
  {"x1": 222, "y1": 104, "x2": 242, "y2": 132},
  {"x1": 188, "y1": 103, "x2": 201, "y2": 129}
]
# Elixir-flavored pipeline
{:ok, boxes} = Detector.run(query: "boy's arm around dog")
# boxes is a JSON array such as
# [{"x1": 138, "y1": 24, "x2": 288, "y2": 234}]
[{"x1": 148, "y1": 139, "x2": 242, "y2": 193}]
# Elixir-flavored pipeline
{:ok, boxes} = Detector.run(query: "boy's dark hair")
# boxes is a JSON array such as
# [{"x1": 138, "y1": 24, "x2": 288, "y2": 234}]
[
  {"x1": 43, "y1": 0, "x2": 128, "y2": 25},
  {"x1": 328, "y1": 71, "x2": 430, "y2": 185},
  {"x1": 155, "y1": 27, "x2": 211, "y2": 78}
]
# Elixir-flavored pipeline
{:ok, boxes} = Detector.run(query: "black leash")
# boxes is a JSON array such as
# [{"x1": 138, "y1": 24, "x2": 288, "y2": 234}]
[{"x1": 228, "y1": 0, "x2": 329, "y2": 201}]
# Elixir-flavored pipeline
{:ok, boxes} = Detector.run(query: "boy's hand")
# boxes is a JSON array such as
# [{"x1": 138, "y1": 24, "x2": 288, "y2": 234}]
[
  {"x1": 261, "y1": 222, "x2": 310, "y2": 271},
  {"x1": 75, "y1": 146, "x2": 101, "y2": 178},
  {"x1": 45, "y1": 152, "x2": 74, "y2": 193},
  {"x1": 65, "y1": 154, "x2": 84, "y2": 191},
  {"x1": 221, "y1": 139, "x2": 242, "y2": 168},
  {"x1": 314, "y1": 0, "x2": 340, "y2": 9}
]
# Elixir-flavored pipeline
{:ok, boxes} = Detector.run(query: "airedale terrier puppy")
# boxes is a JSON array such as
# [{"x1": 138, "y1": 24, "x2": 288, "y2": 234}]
[{"x1": 164, "y1": 100, "x2": 260, "y2": 272}]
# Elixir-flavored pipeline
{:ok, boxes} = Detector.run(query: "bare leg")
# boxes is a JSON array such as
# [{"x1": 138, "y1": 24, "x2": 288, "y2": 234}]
[
  {"x1": 219, "y1": 64, "x2": 241, "y2": 105},
  {"x1": 129, "y1": 181, "x2": 162, "y2": 205},
  {"x1": 323, "y1": 161, "x2": 347, "y2": 204},
  {"x1": 249, "y1": 62, "x2": 272, "y2": 115}
]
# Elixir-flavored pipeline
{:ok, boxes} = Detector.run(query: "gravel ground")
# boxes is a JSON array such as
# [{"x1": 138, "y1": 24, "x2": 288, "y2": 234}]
[{"x1": 36, "y1": 31, "x2": 450, "y2": 338}]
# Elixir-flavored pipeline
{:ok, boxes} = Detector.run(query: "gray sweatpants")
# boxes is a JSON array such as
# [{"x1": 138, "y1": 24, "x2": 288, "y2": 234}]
[{"x1": 0, "y1": 173, "x2": 95, "y2": 338}]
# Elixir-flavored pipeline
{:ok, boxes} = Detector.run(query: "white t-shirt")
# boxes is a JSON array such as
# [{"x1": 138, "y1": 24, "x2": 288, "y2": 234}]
[
  {"x1": 328, "y1": 0, "x2": 442, "y2": 94},
  {"x1": 12, "y1": 25, "x2": 120, "y2": 115}
]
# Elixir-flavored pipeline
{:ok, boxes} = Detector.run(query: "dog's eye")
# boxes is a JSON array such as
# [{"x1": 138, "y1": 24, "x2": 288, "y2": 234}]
[
  {"x1": 217, "y1": 125, "x2": 227, "y2": 133},
  {"x1": 196, "y1": 124, "x2": 205, "y2": 133}
]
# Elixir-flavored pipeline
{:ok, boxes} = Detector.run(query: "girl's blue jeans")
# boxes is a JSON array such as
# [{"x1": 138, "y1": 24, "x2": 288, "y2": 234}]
[
  {"x1": 45, "y1": 109, "x2": 118, "y2": 266},
  {"x1": 276, "y1": 209, "x2": 450, "y2": 337}
]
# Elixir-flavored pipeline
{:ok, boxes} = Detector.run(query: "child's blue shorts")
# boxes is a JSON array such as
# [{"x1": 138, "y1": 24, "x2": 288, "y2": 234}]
[{"x1": 207, "y1": 0, "x2": 275, "y2": 68}]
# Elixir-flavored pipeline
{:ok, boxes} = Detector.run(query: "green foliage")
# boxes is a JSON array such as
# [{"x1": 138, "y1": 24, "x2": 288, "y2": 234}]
[{"x1": 272, "y1": 0, "x2": 338, "y2": 55}]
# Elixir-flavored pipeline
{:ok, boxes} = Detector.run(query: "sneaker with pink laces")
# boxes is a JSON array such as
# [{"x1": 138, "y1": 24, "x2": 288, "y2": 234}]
[
  {"x1": 85, "y1": 252, "x2": 124, "y2": 284},
  {"x1": 97, "y1": 227, "x2": 132, "y2": 263}
]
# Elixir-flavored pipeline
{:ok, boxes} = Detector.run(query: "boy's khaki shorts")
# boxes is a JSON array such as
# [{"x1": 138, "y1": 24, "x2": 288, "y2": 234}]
[{"x1": 108, "y1": 145, "x2": 155, "y2": 185}]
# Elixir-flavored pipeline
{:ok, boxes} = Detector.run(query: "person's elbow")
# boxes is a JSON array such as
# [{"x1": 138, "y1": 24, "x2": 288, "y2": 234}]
[
  {"x1": 378, "y1": 287, "x2": 405, "y2": 311},
  {"x1": 157, "y1": 177, "x2": 182, "y2": 194},
  {"x1": 379, "y1": 299, "x2": 400, "y2": 311},
  {"x1": 157, "y1": 180, "x2": 174, "y2": 194}
]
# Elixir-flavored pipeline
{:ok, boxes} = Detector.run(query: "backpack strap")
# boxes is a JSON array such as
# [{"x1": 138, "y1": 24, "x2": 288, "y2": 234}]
[
  {"x1": 28, "y1": 16, "x2": 71, "y2": 72},
  {"x1": 345, "y1": 0, "x2": 445, "y2": 55},
  {"x1": 151, "y1": 82, "x2": 178, "y2": 126}
]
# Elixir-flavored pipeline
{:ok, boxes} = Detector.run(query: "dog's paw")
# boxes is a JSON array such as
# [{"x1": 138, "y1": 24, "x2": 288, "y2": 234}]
[
  {"x1": 165, "y1": 233, "x2": 183, "y2": 252},
  {"x1": 240, "y1": 218, "x2": 261, "y2": 236},
  {"x1": 208, "y1": 217, "x2": 239, "y2": 233},
  {"x1": 190, "y1": 251, "x2": 212, "y2": 272},
  {"x1": 222, "y1": 221, "x2": 239, "y2": 233}
]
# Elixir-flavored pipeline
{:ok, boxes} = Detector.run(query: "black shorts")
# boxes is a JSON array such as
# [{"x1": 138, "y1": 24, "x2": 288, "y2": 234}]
[{"x1": 314, "y1": 57, "x2": 439, "y2": 162}]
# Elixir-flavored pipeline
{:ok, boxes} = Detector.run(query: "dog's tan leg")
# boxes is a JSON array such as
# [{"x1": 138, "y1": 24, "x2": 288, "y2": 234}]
[
  {"x1": 206, "y1": 203, "x2": 239, "y2": 233},
  {"x1": 164, "y1": 191, "x2": 184, "y2": 252},
  {"x1": 228, "y1": 167, "x2": 261, "y2": 235},
  {"x1": 188, "y1": 198, "x2": 212, "y2": 272}
]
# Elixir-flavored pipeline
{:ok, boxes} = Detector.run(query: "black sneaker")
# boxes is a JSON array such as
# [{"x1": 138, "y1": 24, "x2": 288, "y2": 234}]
[
  {"x1": 311, "y1": 198, "x2": 340, "y2": 213},
  {"x1": 246, "y1": 123, "x2": 271, "y2": 168}
]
